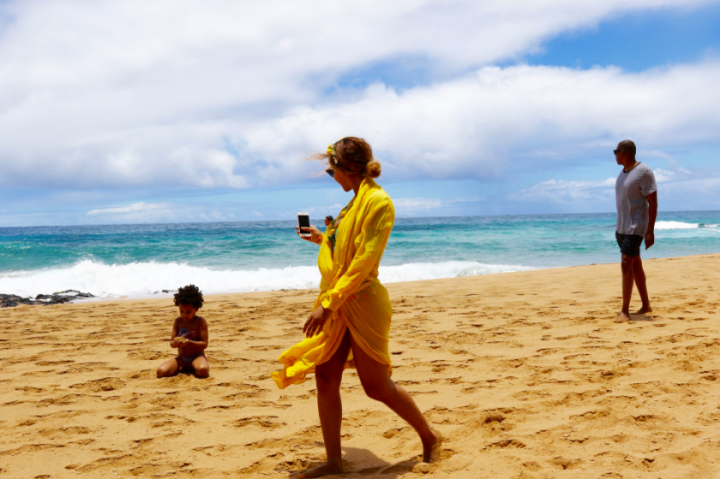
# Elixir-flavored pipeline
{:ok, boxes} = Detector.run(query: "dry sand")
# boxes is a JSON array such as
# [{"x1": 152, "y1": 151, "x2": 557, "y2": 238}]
[{"x1": 1, "y1": 254, "x2": 720, "y2": 478}]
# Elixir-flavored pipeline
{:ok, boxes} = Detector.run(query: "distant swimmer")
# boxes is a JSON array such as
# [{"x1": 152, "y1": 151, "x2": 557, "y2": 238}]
[
  {"x1": 156, "y1": 285, "x2": 210, "y2": 378},
  {"x1": 613, "y1": 140, "x2": 658, "y2": 323},
  {"x1": 273, "y1": 137, "x2": 440, "y2": 478}
]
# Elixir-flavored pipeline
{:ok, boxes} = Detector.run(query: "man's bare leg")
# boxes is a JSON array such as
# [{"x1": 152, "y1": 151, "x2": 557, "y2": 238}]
[
  {"x1": 349, "y1": 334, "x2": 441, "y2": 462},
  {"x1": 616, "y1": 254, "x2": 635, "y2": 323},
  {"x1": 632, "y1": 257, "x2": 652, "y2": 314},
  {"x1": 296, "y1": 331, "x2": 351, "y2": 479}
]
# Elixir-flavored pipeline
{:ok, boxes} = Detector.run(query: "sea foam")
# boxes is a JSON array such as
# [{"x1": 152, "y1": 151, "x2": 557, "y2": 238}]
[
  {"x1": 655, "y1": 221, "x2": 719, "y2": 230},
  {"x1": 0, "y1": 259, "x2": 533, "y2": 299}
]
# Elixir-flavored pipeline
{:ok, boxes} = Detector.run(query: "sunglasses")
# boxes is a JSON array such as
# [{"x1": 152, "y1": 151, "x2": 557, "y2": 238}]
[
  {"x1": 614, "y1": 149, "x2": 624, "y2": 155},
  {"x1": 326, "y1": 168, "x2": 335, "y2": 178}
]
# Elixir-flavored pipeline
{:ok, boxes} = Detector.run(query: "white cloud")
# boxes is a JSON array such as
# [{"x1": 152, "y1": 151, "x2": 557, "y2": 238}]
[
  {"x1": 87, "y1": 202, "x2": 170, "y2": 215},
  {"x1": 518, "y1": 166, "x2": 720, "y2": 211},
  {"x1": 0, "y1": 0, "x2": 717, "y2": 189},
  {"x1": 644, "y1": 149, "x2": 681, "y2": 167},
  {"x1": 653, "y1": 168, "x2": 676, "y2": 182},
  {"x1": 246, "y1": 61, "x2": 720, "y2": 180},
  {"x1": 84, "y1": 201, "x2": 178, "y2": 224},
  {"x1": 392, "y1": 196, "x2": 485, "y2": 215},
  {"x1": 516, "y1": 178, "x2": 616, "y2": 204},
  {"x1": 83, "y1": 201, "x2": 247, "y2": 224},
  {"x1": 661, "y1": 175, "x2": 720, "y2": 199},
  {"x1": 393, "y1": 198, "x2": 448, "y2": 211}
]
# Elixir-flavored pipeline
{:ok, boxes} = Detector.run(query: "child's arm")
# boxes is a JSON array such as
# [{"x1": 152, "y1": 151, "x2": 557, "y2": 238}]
[{"x1": 169, "y1": 318, "x2": 181, "y2": 348}]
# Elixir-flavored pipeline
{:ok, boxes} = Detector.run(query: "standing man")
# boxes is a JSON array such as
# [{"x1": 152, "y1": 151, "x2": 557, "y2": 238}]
[{"x1": 614, "y1": 140, "x2": 658, "y2": 323}]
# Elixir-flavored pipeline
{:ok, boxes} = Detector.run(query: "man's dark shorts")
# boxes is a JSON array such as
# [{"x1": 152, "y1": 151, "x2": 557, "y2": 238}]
[{"x1": 616, "y1": 231, "x2": 644, "y2": 257}]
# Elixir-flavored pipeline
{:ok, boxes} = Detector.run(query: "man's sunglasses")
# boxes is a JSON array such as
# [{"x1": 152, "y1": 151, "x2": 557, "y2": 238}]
[
  {"x1": 614, "y1": 149, "x2": 623, "y2": 155},
  {"x1": 326, "y1": 168, "x2": 335, "y2": 178}
]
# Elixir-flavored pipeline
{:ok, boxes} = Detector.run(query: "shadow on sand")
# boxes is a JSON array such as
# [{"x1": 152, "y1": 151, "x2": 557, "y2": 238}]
[
  {"x1": 287, "y1": 446, "x2": 425, "y2": 477},
  {"x1": 629, "y1": 313, "x2": 654, "y2": 322}
]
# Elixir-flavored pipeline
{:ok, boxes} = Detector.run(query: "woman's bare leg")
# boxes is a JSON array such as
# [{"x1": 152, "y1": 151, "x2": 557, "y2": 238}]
[
  {"x1": 349, "y1": 335, "x2": 440, "y2": 462},
  {"x1": 156, "y1": 358, "x2": 180, "y2": 378},
  {"x1": 297, "y1": 330, "x2": 352, "y2": 479}
]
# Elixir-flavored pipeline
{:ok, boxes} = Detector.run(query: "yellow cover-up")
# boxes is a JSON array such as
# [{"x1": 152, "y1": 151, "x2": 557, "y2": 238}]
[{"x1": 272, "y1": 178, "x2": 395, "y2": 389}]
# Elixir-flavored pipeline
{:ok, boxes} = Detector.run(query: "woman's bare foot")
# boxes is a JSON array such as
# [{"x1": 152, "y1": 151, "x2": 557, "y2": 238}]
[
  {"x1": 295, "y1": 459, "x2": 343, "y2": 479},
  {"x1": 422, "y1": 428, "x2": 443, "y2": 463},
  {"x1": 635, "y1": 305, "x2": 653, "y2": 314},
  {"x1": 614, "y1": 312, "x2": 631, "y2": 323}
]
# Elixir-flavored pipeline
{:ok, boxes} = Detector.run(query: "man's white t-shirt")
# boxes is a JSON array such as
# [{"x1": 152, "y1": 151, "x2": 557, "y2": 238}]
[{"x1": 615, "y1": 162, "x2": 657, "y2": 237}]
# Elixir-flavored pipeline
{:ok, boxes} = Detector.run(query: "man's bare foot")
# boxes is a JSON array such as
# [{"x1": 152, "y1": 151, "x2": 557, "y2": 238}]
[
  {"x1": 614, "y1": 312, "x2": 631, "y2": 323},
  {"x1": 635, "y1": 305, "x2": 653, "y2": 314},
  {"x1": 295, "y1": 460, "x2": 343, "y2": 479},
  {"x1": 422, "y1": 428, "x2": 443, "y2": 463}
]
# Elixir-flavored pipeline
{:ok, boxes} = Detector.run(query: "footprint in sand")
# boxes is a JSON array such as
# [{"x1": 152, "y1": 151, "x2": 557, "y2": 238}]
[
  {"x1": 69, "y1": 377, "x2": 125, "y2": 392},
  {"x1": 232, "y1": 415, "x2": 286, "y2": 429}
]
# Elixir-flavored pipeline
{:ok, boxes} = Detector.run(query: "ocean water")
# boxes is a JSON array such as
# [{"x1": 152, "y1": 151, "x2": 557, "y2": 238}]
[{"x1": 0, "y1": 211, "x2": 718, "y2": 300}]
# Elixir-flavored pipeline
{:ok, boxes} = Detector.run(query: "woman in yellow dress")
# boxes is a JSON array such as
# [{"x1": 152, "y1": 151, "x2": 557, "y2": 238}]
[{"x1": 272, "y1": 137, "x2": 440, "y2": 478}]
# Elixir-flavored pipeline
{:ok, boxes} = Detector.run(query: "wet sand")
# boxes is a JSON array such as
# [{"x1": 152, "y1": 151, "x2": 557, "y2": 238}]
[{"x1": 1, "y1": 254, "x2": 719, "y2": 478}]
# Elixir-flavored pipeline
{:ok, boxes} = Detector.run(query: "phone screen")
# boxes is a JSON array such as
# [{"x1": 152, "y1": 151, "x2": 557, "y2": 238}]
[{"x1": 297, "y1": 213, "x2": 311, "y2": 236}]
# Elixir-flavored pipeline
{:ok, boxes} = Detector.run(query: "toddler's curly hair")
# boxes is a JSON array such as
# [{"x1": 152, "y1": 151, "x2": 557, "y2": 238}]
[{"x1": 173, "y1": 284, "x2": 204, "y2": 309}]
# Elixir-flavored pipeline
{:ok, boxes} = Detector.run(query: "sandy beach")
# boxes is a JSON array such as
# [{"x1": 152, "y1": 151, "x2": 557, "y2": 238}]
[{"x1": 1, "y1": 253, "x2": 719, "y2": 478}]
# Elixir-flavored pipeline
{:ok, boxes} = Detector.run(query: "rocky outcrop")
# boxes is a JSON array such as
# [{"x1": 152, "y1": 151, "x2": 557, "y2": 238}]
[{"x1": 0, "y1": 290, "x2": 94, "y2": 308}]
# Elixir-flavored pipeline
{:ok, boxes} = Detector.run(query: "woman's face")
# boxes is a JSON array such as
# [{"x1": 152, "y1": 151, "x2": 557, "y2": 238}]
[{"x1": 332, "y1": 168, "x2": 354, "y2": 192}]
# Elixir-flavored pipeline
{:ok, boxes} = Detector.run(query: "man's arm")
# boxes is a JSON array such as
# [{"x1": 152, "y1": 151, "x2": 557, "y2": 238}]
[{"x1": 645, "y1": 191, "x2": 658, "y2": 249}]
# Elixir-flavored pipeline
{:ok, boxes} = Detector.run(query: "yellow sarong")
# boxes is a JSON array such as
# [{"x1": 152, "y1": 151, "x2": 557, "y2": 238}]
[{"x1": 272, "y1": 178, "x2": 395, "y2": 389}]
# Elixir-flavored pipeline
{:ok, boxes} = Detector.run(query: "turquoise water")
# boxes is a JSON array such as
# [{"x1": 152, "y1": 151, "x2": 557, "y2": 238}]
[{"x1": 0, "y1": 211, "x2": 718, "y2": 298}]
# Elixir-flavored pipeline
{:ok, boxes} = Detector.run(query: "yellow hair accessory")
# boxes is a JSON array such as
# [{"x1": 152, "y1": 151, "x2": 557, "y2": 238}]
[{"x1": 327, "y1": 144, "x2": 334, "y2": 156}]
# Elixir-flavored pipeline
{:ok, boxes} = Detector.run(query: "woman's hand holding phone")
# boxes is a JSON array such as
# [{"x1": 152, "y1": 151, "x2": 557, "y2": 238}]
[{"x1": 296, "y1": 225, "x2": 323, "y2": 244}]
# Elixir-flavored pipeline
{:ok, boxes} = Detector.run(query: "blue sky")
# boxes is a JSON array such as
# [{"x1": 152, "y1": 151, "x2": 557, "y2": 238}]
[{"x1": 1, "y1": 0, "x2": 720, "y2": 226}]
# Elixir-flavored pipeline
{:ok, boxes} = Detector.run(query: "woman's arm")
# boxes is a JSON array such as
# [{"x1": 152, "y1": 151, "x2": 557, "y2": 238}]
[{"x1": 320, "y1": 198, "x2": 394, "y2": 312}]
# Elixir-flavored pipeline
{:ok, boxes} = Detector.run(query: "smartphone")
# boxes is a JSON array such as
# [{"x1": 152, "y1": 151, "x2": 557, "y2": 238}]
[{"x1": 297, "y1": 212, "x2": 311, "y2": 237}]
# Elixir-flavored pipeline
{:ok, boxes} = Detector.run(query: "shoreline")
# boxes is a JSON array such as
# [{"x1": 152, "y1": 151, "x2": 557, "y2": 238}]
[
  {"x1": 2, "y1": 253, "x2": 720, "y2": 478},
  {"x1": 2, "y1": 251, "x2": 718, "y2": 306}
]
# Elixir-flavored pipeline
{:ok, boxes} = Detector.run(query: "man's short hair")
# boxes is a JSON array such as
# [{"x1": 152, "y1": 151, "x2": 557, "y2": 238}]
[{"x1": 618, "y1": 140, "x2": 636, "y2": 157}]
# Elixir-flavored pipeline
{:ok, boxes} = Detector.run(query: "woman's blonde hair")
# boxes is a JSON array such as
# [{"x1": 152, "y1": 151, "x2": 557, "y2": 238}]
[{"x1": 315, "y1": 137, "x2": 381, "y2": 178}]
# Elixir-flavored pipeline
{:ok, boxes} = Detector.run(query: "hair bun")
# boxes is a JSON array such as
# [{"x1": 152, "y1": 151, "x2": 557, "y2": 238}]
[{"x1": 366, "y1": 160, "x2": 381, "y2": 178}]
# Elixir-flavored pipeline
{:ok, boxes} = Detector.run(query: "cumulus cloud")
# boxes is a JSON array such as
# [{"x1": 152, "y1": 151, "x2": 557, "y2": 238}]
[
  {"x1": 0, "y1": 0, "x2": 717, "y2": 189},
  {"x1": 247, "y1": 61, "x2": 720, "y2": 180}
]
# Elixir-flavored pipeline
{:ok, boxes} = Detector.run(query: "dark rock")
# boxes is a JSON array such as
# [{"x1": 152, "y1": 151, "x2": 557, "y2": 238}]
[
  {"x1": 52, "y1": 290, "x2": 94, "y2": 298},
  {"x1": 35, "y1": 294, "x2": 72, "y2": 305},
  {"x1": 0, "y1": 294, "x2": 34, "y2": 308},
  {"x1": 1, "y1": 291, "x2": 94, "y2": 308}
]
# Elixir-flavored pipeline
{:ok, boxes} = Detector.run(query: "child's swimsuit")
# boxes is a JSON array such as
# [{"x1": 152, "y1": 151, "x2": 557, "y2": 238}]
[{"x1": 176, "y1": 326, "x2": 205, "y2": 371}]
